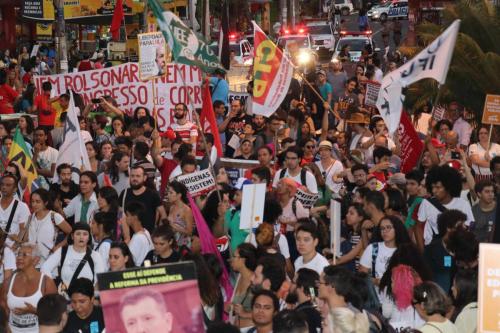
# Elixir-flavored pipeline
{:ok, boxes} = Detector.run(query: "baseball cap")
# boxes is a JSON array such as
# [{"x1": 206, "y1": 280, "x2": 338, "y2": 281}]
[
  {"x1": 160, "y1": 129, "x2": 176, "y2": 140},
  {"x1": 317, "y1": 69, "x2": 327, "y2": 77},
  {"x1": 234, "y1": 178, "x2": 252, "y2": 191}
]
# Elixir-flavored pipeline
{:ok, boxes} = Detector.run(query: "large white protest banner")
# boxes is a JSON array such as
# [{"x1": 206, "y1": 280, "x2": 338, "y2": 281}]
[
  {"x1": 177, "y1": 169, "x2": 216, "y2": 196},
  {"x1": 34, "y1": 62, "x2": 202, "y2": 131},
  {"x1": 376, "y1": 20, "x2": 460, "y2": 134},
  {"x1": 138, "y1": 32, "x2": 170, "y2": 80}
]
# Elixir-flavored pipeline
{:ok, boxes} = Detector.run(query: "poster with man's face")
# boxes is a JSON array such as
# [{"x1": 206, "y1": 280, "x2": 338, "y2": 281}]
[
  {"x1": 98, "y1": 262, "x2": 204, "y2": 333},
  {"x1": 138, "y1": 32, "x2": 171, "y2": 80}
]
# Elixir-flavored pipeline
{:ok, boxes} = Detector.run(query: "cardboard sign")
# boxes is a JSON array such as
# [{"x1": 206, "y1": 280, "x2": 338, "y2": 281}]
[
  {"x1": 34, "y1": 62, "x2": 202, "y2": 131},
  {"x1": 478, "y1": 243, "x2": 500, "y2": 333},
  {"x1": 398, "y1": 112, "x2": 424, "y2": 174},
  {"x1": 364, "y1": 81, "x2": 381, "y2": 107},
  {"x1": 138, "y1": 32, "x2": 170, "y2": 81},
  {"x1": 98, "y1": 262, "x2": 204, "y2": 333},
  {"x1": 432, "y1": 104, "x2": 446, "y2": 121},
  {"x1": 482, "y1": 94, "x2": 500, "y2": 126},
  {"x1": 240, "y1": 183, "x2": 267, "y2": 229},
  {"x1": 295, "y1": 188, "x2": 319, "y2": 209},
  {"x1": 176, "y1": 169, "x2": 216, "y2": 196}
]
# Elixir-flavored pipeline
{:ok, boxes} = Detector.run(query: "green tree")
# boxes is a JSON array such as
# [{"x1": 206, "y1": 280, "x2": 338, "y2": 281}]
[{"x1": 404, "y1": 0, "x2": 500, "y2": 120}]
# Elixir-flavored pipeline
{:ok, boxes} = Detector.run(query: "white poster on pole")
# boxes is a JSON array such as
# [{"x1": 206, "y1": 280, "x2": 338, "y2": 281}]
[
  {"x1": 330, "y1": 199, "x2": 341, "y2": 261},
  {"x1": 138, "y1": 32, "x2": 171, "y2": 80},
  {"x1": 240, "y1": 183, "x2": 267, "y2": 230}
]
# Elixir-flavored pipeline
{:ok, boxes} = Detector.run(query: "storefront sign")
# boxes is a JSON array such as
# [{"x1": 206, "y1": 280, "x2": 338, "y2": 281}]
[
  {"x1": 22, "y1": 0, "x2": 54, "y2": 21},
  {"x1": 34, "y1": 62, "x2": 202, "y2": 131},
  {"x1": 36, "y1": 23, "x2": 53, "y2": 42},
  {"x1": 63, "y1": 0, "x2": 134, "y2": 19}
]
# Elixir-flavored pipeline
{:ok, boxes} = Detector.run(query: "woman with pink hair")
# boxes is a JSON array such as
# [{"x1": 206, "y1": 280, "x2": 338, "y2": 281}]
[{"x1": 380, "y1": 264, "x2": 425, "y2": 331}]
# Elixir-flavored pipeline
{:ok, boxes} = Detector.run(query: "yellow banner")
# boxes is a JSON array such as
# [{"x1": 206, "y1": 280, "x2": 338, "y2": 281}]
[
  {"x1": 63, "y1": 0, "x2": 135, "y2": 19},
  {"x1": 36, "y1": 23, "x2": 53, "y2": 42}
]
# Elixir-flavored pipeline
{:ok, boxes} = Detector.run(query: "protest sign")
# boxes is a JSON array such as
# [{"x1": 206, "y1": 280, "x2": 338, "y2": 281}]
[
  {"x1": 228, "y1": 91, "x2": 250, "y2": 106},
  {"x1": 478, "y1": 243, "x2": 500, "y2": 333},
  {"x1": 398, "y1": 112, "x2": 424, "y2": 174},
  {"x1": 364, "y1": 81, "x2": 381, "y2": 107},
  {"x1": 34, "y1": 62, "x2": 202, "y2": 131},
  {"x1": 295, "y1": 188, "x2": 319, "y2": 209},
  {"x1": 138, "y1": 32, "x2": 170, "y2": 80},
  {"x1": 219, "y1": 158, "x2": 261, "y2": 186},
  {"x1": 482, "y1": 94, "x2": 500, "y2": 126},
  {"x1": 98, "y1": 262, "x2": 204, "y2": 333},
  {"x1": 432, "y1": 104, "x2": 446, "y2": 121},
  {"x1": 176, "y1": 169, "x2": 216, "y2": 196},
  {"x1": 240, "y1": 183, "x2": 267, "y2": 229}
]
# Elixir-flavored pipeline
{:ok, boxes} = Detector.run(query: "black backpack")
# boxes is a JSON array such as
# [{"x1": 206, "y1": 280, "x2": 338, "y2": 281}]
[{"x1": 279, "y1": 168, "x2": 307, "y2": 186}]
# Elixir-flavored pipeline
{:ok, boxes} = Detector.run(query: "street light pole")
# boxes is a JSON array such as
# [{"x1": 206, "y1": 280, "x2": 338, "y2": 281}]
[{"x1": 54, "y1": 0, "x2": 68, "y2": 74}]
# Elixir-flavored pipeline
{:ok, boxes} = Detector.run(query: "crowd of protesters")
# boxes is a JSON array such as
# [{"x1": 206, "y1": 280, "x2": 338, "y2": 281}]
[{"x1": 0, "y1": 36, "x2": 497, "y2": 333}]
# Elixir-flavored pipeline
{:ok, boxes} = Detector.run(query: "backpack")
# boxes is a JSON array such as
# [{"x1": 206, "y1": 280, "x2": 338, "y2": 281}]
[
  {"x1": 371, "y1": 242, "x2": 379, "y2": 279},
  {"x1": 279, "y1": 168, "x2": 307, "y2": 187},
  {"x1": 427, "y1": 197, "x2": 448, "y2": 241},
  {"x1": 271, "y1": 233, "x2": 282, "y2": 253},
  {"x1": 95, "y1": 237, "x2": 113, "y2": 251}
]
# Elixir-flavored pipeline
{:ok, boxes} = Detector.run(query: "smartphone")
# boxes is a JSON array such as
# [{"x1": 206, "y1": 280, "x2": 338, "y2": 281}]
[
  {"x1": 91, "y1": 98, "x2": 101, "y2": 104},
  {"x1": 451, "y1": 151, "x2": 460, "y2": 159}
]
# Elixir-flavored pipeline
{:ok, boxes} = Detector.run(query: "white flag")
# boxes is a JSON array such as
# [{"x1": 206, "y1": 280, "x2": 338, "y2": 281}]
[
  {"x1": 53, "y1": 91, "x2": 91, "y2": 182},
  {"x1": 376, "y1": 20, "x2": 461, "y2": 134}
]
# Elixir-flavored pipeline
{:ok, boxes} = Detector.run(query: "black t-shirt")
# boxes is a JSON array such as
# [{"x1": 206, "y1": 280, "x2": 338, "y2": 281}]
[
  {"x1": 143, "y1": 249, "x2": 180, "y2": 266},
  {"x1": 119, "y1": 188, "x2": 161, "y2": 233},
  {"x1": 63, "y1": 306, "x2": 105, "y2": 333},
  {"x1": 50, "y1": 182, "x2": 80, "y2": 208},
  {"x1": 337, "y1": 91, "x2": 359, "y2": 119},
  {"x1": 424, "y1": 238, "x2": 455, "y2": 293},
  {"x1": 296, "y1": 301, "x2": 322, "y2": 333}
]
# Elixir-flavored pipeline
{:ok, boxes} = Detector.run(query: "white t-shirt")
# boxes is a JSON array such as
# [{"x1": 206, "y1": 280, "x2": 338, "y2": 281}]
[
  {"x1": 63, "y1": 193, "x2": 99, "y2": 224},
  {"x1": 418, "y1": 197, "x2": 474, "y2": 245},
  {"x1": 0, "y1": 247, "x2": 16, "y2": 284},
  {"x1": 94, "y1": 239, "x2": 112, "y2": 271},
  {"x1": 468, "y1": 143, "x2": 500, "y2": 176},
  {"x1": 272, "y1": 168, "x2": 318, "y2": 194},
  {"x1": 294, "y1": 253, "x2": 330, "y2": 275},
  {"x1": 380, "y1": 288, "x2": 425, "y2": 331},
  {"x1": 360, "y1": 242, "x2": 396, "y2": 279},
  {"x1": 36, "y1": 146, "x2": 59, "y2": 186},
  {"x1": 316, "y1": 159, "x2": 344, "y2": 193},
  {"x1": 0, "y1": 199, "x2": 30, "y2": 238},
  {"x1": 41, "y1": 246, "x2": 105, "y2": 287},
  {"x1": 128, "y1": 230, "x2": 153, "y2": 266},
  {"x1": 28, "y1": 211, "x2": 65, "y2": 264}
]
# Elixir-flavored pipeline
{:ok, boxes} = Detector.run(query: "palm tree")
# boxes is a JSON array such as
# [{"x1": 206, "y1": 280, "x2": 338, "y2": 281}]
[{"x1": 403, "y1": 0, "x2": 500, "y2": 121}]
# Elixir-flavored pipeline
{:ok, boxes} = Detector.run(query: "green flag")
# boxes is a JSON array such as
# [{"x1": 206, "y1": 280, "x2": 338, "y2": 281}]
[{"x1": 148, "y1": 0, "x2": 222, "y2": 73}]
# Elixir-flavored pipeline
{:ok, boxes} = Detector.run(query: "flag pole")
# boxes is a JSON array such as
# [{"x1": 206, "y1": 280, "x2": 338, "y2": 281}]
[
  {"x1": 151, "y1": 79, "x2": 158, "y2": 130},
  {"x1": 174, "y1": 67, "x2": 222, "y2": 202}
]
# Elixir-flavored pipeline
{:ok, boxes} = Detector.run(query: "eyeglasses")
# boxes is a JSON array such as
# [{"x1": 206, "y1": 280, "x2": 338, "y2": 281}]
[
  {"x1": 380, "y1": 225, "x2": 393, "y2": 232},
  {"x1": 305, "y1": 145, "x2": 315, "y2": 149},
  {"x1": 286, "y1": 156, "x2": 298, "y2": 160}
]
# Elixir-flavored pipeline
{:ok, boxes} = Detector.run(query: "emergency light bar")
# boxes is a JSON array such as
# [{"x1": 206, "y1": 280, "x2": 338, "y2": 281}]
[{"x1": 340, "y1": 30, "x2": 373, "y2": 36}]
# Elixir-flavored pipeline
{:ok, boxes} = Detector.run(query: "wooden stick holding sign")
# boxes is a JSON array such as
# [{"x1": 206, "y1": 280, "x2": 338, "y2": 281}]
[{"x1": 173, "y1": 66, "x2": 221, "y2": 202}]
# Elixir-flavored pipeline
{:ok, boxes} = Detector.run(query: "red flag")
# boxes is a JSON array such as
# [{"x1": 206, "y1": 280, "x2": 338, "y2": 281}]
[
  {"x1": 200, "y1": 79, "x2": 223, "y2": 157},
  {"x1": 398, "y1": 111, "x2": 424, "y2": 173},
  {"x1": 110, "y1": 0, "x2": 124, "y2": 41},
  {"x1": 103, "y1": 174, "x2": 113, "y2": 187}
]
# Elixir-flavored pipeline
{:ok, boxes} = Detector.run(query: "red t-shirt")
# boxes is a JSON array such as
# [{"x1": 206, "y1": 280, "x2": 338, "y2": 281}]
[
  {"x1": 0, "y1": 84, "x2": 19, "y2": 114},
  {"x1": 78, "y1": 60, "x2": 94, "y2": 72},
  {"x1": 34, "y1": 94, "x2": 56, "y2": 126},
  {"x1": 22, "y1": 73, "x2": 32, "y2": 85}
]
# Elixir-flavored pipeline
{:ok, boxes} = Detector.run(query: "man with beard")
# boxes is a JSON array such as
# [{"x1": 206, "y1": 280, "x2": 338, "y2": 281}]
[
  {"x1": 219, "y1": 99, "x2": 252, "y2": 157},
  {"x1": 333, "y1": 77, "x2": 360, "y2": 131},
  {"x1": 288, "y1": 268, "x2": 322, "y2": 333},
  {"x1": 251, "y1": 256, "x2": 286, "y2": 302},
  {"x1": 167, "y1": 103, "x2": 198, "y2": 150},
  {"x1": 50, "y1": 163, "x2": 79, "y2": 209},
  {"x1": 119, "y1": 166, "x2": 164, "y2": 233}
]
